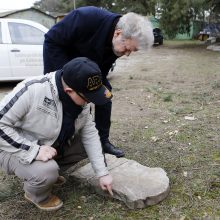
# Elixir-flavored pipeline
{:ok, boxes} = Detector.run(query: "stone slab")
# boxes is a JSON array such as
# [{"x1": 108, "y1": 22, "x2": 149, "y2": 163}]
[{"x1": 69, "y1": 154, "x2": 170, "y2": 209}]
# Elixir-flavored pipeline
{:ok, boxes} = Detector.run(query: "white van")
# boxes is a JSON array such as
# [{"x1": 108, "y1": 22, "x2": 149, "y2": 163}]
[{"x1": 0, "y1": 19, "x2": 48, "y2": 81}]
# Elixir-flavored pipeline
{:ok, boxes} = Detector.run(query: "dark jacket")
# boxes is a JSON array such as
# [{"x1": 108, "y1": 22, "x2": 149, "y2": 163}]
[{"x1": 43, "y1": 6, "x2": 121, "y2": 88}]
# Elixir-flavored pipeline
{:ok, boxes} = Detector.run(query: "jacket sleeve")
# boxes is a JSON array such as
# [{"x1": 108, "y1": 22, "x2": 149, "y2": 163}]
[
  {"x1": 0, "y1": 82, "x2": 40, "y2": 164},
  {"x1": 79, "y1": 106, "x2": 109, "y2": 178}
]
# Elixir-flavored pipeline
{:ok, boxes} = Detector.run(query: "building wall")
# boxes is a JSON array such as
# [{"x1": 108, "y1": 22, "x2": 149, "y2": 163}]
[
  {"x1": 175, "y1": 21, "x2": 203, "y2": 40},
  {"x1": 4, "y1": 10, "x2": 55, "y2": 28}
]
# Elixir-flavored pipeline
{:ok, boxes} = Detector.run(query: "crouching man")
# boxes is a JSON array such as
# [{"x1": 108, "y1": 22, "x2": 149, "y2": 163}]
[{"x1": 0, "y1": 57, "x2": 113, "y2": 211}]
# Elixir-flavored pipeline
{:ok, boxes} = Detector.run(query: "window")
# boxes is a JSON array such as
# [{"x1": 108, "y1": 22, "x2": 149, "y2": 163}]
[{"x1": 8, "y1": 22, "x2": 45, "y2": 45}]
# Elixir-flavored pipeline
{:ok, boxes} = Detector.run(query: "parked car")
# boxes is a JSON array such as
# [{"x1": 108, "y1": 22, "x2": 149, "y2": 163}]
[
  {"x1": 153, "y1": 28, "x2": 163, "y2": 45},
  {"x1": 0, "y1": 18, "x2": 48, "y2": 81},
  {"x1": 198, "y1": 23, "x2": 220, "y2": 41}
]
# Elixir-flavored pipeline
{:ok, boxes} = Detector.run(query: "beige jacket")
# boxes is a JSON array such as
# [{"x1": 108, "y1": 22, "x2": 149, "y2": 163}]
[{"x1": 0, "y1": 72, "x2": 108, "y2": 177}]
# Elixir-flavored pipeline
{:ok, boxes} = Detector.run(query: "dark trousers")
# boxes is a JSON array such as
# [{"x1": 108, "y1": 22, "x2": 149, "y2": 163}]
[{"x1": 95, "y1": 101, "x2": 112, "y2": 144}]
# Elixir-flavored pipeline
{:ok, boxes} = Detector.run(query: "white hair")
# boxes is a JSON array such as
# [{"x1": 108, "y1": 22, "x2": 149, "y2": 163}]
[{"x1": 116, "y1": 12, "x2": 154, "y2": 49}]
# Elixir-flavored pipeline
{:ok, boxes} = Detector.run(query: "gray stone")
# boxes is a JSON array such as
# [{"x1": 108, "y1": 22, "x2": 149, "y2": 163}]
[
  {"x1": 207, "y1": 43, "x2": 220, "y2": 51},
  {"x1": 69, "y1": 154, "x2": 170, "y2": 209}
]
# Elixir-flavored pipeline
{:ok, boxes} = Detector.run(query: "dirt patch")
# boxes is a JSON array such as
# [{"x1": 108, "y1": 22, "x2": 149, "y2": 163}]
[{"x1": 0, "y1": 41, "x2": 219, "y2": 219}]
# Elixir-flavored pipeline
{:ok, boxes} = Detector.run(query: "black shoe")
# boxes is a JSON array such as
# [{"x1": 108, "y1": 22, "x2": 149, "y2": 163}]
[{"x1": 102, "y1": 142, "x2": 125, "y2": 158}]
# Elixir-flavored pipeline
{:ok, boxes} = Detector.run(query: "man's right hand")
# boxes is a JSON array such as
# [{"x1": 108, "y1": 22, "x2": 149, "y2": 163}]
[
  {"x1": 99, "y1": 174, "x2": 113, "y2": 196},
  {"x1": 35, "y1": 145, "x2": 57, "y2": 162}
]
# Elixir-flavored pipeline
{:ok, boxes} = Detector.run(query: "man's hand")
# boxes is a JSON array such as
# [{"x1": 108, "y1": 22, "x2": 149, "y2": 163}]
[
  {"x1": 99, "y1": 174, "x2": 113, "y2": 196},
  {"x1": 36, "y1": 145, "x2": 57, "y2": 162}
]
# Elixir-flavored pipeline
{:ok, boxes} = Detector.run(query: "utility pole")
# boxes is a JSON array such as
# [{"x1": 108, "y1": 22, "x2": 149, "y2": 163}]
[{"x1": 73, "y1": 0, "x2": 76, "y2": 9}]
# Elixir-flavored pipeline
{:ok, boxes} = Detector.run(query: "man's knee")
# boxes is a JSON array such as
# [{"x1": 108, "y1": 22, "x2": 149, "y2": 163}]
[
  {"x1": 40, "y1": 160, "x2": 59, "y2": 185},
  {"x1": 43, "y1": 160, "x2": 59, "y2": 184},
  {"x1": 26, "y1": 160, "x2": 59, "y2": 186}
]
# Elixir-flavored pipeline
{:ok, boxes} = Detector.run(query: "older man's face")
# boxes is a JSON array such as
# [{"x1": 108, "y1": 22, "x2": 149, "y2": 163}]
[{"x1": 112, "y1": 29, "x2": 138, "y2": 57}]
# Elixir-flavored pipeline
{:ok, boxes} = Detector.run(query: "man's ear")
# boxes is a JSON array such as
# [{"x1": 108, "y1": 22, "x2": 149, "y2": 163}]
[
  {"x1": 113, "y1": 28, "x2": 122, "y2": 37},
  {"x1": 64, "y1": 87, "x2": 73, "y2": 95}
]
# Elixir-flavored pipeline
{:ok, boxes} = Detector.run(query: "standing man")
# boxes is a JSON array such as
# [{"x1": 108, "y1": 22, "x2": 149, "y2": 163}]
[
  {"x1": 0, "y1": 57, "x2": 113, "y2": 211},
  {"x1": 43, "y1": 6, "x2": 154, "y2": 157}
]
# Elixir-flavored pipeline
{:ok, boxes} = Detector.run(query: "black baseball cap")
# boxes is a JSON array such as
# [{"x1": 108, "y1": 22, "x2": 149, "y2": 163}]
[{"x1": 62, "y1": 57, "x2": 113, "y2": 105}]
